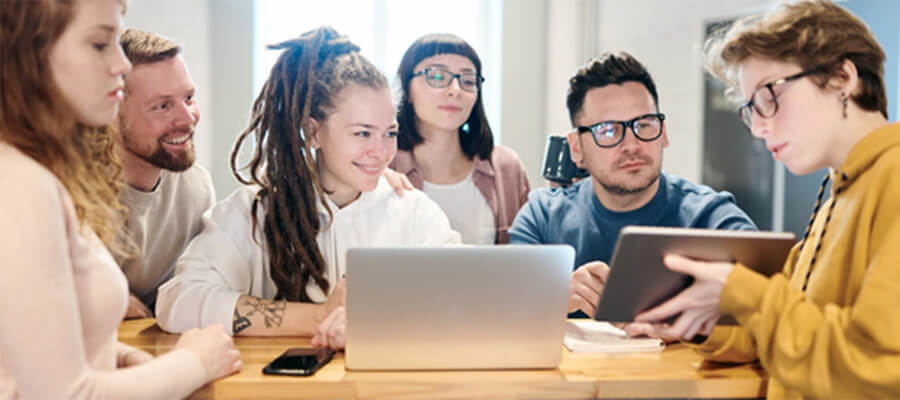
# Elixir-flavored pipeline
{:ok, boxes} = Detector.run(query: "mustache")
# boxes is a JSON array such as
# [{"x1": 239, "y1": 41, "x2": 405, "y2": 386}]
[
  {"x1": 616, "y1": 154, "x2": 652, "y2": 168},
  {"x1": 158, "y1": 128, "x2": 194, "y2": 141}
]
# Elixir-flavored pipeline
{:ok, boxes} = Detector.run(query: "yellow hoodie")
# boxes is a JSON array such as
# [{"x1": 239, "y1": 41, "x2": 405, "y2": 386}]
[{"x1": 693, "y1": 122, "x2": 900, "y2": 399}]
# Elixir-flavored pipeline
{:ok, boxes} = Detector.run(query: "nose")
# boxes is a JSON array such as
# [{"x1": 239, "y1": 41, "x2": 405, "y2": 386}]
[
  {"x1": 619, "y1": 125, "x2": 642, "y2": 153},
  {"x1": 445, "y1": 76, "x2": 463, "y2": 96},
  {"x1": 172, "y1": 100, "x2": 198, "y2": 128},
  {"x1": 111, "y1": 40, "x2": 132, "y2": 78},
  {"x1": 749, "y1": 113, "x2": 771, "y2": 139},
  {"x1": 366, "y1": 134, "x2": 392, "y2": 161}
]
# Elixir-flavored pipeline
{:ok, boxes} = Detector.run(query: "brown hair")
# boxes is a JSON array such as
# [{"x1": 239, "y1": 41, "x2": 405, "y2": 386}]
[
  {"x1": 230, "y1": 26, "x2": 388, "y2": 302},
  {"x1": 705, "y1": 0, "x2": 887, "y2": 117},
  {"x1": 1, "y1": 1, "x2": 132, "y2": 258},
  {"x1": 119, "y1": 28, "x2": 181, "y2": 67},
  {"x1": 566, "y1": 51, "x2": 660, "y2": 126}
]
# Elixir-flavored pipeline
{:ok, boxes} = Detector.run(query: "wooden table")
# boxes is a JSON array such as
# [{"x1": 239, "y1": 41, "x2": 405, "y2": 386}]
[{"x1": 119, "y1": 319, "x2": 766, "y2": 399}]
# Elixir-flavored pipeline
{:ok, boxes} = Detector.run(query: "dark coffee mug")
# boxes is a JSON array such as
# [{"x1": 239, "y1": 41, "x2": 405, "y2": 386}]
[{"x1": 542, "y1": 135, "x2": 589, "y2": 185}]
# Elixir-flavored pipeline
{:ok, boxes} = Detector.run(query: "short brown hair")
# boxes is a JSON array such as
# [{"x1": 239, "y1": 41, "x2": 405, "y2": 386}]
[
  {"x1": 705, "y1": 0, "x2": 887, "y2": 118},
  {"x1": 120, "y1": 28, "x2": 181, "y2": 66},
  {"x1": 566, "y1": 52, "x2": 660, "y2": 126}
]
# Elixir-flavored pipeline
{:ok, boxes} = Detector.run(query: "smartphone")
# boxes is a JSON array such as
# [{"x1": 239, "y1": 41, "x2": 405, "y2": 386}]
[{"x1": 262, "y1": 348, "x2": 335, "y2": 376}]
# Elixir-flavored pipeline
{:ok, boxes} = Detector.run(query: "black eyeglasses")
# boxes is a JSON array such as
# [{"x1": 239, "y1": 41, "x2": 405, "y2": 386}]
[
  {"x1": 412, "y1": 67, "x2": 483, "y2": 93},
  {"x1": 576, "y1": 113, "x2": 665, "y2": 148},
  {"x1": 738, "y1": 67, "x2": 824, "y2": 129}
]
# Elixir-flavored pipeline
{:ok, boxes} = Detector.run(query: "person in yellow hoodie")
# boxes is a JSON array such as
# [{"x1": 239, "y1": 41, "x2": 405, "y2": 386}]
[{"x1": 629, "y1": 1, "x2": 900, "y2": 398}]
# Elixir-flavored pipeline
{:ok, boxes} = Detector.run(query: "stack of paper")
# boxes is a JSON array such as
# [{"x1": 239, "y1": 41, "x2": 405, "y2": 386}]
[{"x1": 563, "y1": 320, "x2": 664, "y2": 353}]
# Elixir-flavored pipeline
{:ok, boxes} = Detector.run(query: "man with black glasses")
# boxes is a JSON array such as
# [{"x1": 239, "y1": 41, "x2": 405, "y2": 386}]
[{"x1": 509, "y1": 52, "x2": 756, "y2": 320}]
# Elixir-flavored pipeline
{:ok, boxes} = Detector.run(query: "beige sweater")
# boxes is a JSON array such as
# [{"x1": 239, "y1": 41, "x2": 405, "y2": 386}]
[
  {"x1": 118, "y1": 165, "x2": 215, "y2": 310},
  {"x1": 0, "y1": 142, "x2": 207, "y2": 399}
]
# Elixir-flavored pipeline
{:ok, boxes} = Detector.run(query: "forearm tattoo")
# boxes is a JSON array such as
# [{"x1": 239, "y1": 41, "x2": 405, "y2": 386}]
[
  {"x1": 233, "y1": 297, "x2": 286, "y2": 334},
  {"x1": 233, "y1": 309, "x2": 251, "y2": 334}
]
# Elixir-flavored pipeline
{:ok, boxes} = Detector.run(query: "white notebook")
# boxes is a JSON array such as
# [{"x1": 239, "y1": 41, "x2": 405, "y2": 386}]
[{"x1": 563, "y1": 320, "x2": 664, "y2": 353}]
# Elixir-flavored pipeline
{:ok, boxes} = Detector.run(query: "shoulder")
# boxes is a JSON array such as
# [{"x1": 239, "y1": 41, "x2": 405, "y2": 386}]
[
  {"x1": 489, "y1": 144, "x2": 524, "y2": 164},
  {"x1": 664, "y1": 172, "x2": 735, "y2": 203},
  {"x1": 388, "y1": 150, "x2": 416, "y2": 174},
  {"x1": 220, "y1": 185, "x2": 259, "y2": 208},
  {"x1": 0, "y1": 143, "x2": 64, "y2": 199},
  {"x1": 488, "y1": 145, "x2": 527, "y2": 172},
  {"x1": 524, "y1": 180, "x2": 584, "y2": 212},
  {"x1": 209, "y1": 185, "x2": 260, "y2": 221},
  {"x1": 167, "y1": 164, "x2": 215, "y2": 198},
  {"x1": 371, "y1": 176, "x2": 432, "y2": 207},
  {"x1": 861, "y1": 145, "x2": 900, "y2": 199}
]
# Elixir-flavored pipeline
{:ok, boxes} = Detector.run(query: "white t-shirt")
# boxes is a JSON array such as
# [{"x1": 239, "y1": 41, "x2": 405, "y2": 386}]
[
  {"x1": 423, "y1": 169, "x2": 496, "y2": 245},
  {"x1": 155, "y1": 176, "x2": 461, "y2": 334}
]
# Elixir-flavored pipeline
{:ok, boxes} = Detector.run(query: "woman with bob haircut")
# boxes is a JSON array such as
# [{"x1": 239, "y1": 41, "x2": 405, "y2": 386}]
[
  {"x1": 0, "y1": 1, "x2": 240, "y2": 398},
  {"x1": 633, "y1": 1, "x2": 900, "y2": 398},
  {"x1": 390, "y1": 33, "x2": 530, "y2": 244}
]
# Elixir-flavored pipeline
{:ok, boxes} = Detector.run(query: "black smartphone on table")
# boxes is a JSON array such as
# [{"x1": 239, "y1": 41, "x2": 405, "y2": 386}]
[{"x1": 262, "y1": 348, "x2": 335, "y2": 376}]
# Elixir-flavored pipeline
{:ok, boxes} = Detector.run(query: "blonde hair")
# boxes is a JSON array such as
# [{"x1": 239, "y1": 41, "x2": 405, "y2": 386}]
[
  {"x1": 1, "y1": 1, "x2": 133, "y2": 259},
  {"x1": 705, "y1": 0, "x2": 887, "y2": 117},
  {"x1": 119, "y1": 28, "x2": 181, "y2": 66}
]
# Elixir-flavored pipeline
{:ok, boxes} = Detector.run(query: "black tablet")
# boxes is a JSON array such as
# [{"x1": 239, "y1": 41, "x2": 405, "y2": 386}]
[{"x1": 594, "y1": 226, "x2": 796, "y2": 325}]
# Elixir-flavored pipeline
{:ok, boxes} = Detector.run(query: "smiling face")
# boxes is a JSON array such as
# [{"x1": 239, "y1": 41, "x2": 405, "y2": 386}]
[
  {"x1": 408, "y1": 53, "x2": 478, "y2": 135},
  {"x1": 738, "y1": 57, "x2": 844, "y2": 174},
  {"x1": 568, "y1": 81, "x2": 669, "y2": 196},
  {"x1": 48, "y1": 0, "x2": 131, "y2": 127},
  {"x1": 311, "y1": 84, "x2": 399, "y2": 207},
  {"x1": 118, "y1": 55, "x2": 199, "y2": 172}
]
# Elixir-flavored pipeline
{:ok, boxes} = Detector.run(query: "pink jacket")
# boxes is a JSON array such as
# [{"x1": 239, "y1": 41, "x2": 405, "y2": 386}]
[{"x1": 390, "y1": 145, "x2": 531, "y2": 243}]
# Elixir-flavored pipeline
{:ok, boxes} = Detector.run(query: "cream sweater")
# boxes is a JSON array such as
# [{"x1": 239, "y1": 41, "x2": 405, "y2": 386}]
[{"x1": 0, "y1": 142, "x2": 207, "y2": 399}]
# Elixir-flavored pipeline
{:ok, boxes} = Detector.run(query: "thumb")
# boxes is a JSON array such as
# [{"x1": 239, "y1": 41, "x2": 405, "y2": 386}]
[{"x1": 662, "y1": 254, "x2": 700, "y2": 276}]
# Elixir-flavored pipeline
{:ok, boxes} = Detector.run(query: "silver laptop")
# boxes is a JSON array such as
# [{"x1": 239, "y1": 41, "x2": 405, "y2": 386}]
[{"x1": 345, "y1": 245, "x2": 574, "y2": 370}]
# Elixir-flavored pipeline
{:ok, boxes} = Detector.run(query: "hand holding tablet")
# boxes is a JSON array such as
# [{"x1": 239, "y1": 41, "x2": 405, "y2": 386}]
[{"x1": 593, "y1": 226, "x2": 796, "y2": 326}]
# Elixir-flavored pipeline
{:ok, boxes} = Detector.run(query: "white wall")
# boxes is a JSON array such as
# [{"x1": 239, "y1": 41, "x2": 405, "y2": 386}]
[
  {"x1": 589, "y1": 0, "x2": 776, "y2": 183},
  {"x1": 500, "y1": 0, "x2": 548, "y2": 187}
]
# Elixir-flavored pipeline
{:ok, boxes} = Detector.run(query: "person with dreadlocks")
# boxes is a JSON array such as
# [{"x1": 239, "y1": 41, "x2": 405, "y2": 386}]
[
  {"x1": 626, "y1": 1, "x2": 900, "y2": 398},
  {"x1": 155, "y1": 26, "x2": 460, "y2": 349}
]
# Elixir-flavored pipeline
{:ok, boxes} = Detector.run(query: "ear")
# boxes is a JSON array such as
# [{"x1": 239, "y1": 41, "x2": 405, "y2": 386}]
[
  {"x1": 566, "y1": 130, "x2": 584, "y2": 164},
  {"x1": 304, "y1": 118, "x2": 321, "y2": 149},
  {"x1": 660, "y1": 121, "x2": 670, "y2": 149},
  {"x1": 827, "y1": 59, "x2": 859, "y2": 95}
]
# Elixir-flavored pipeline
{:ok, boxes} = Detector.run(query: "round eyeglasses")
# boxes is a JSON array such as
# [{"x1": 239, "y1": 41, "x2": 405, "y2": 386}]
[
  {"x1": 576, "y1": 113, "x2": 665, "y2": 148},
  {"x1": 412, "y1": 67, "x2": 483, "y2": 93},
  {"x1": 738, "y1": 67, "x2": 823, "y2": 129}
]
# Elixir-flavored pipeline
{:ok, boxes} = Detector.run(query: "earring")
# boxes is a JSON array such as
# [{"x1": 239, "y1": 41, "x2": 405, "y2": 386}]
[{"x1": 840, "y1": 93, "x2": 849, "y2": 119}]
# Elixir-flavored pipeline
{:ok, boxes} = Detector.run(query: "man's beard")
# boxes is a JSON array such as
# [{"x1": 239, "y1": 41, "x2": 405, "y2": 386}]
[
  {"x1": 121, "y1": 126, "x2": 195, "y2": 172},
  {"x1": 596, "y1": 155, "x2": 661, "y2": 195},
  {"x1": 598, "y1": 172, "x2": 660, "y2": 195}
]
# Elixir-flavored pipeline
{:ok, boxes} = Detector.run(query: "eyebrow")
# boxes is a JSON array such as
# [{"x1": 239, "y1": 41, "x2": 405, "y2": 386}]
[
  {"x1": 426, "y1": 63, "x2": 476, "y2": 73},
  {"x1": 92, "y1": 24, "x2": 118, "y2": 34},
  {"x1": 142, "y1": 88, "x2": 195, "y2": 107},
  {"x1": 346, "y1": 122, "x2": 398, "y2": 130},
  {"x1": 752, "y1": 74, "x2": 780, "y2": 91}
]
